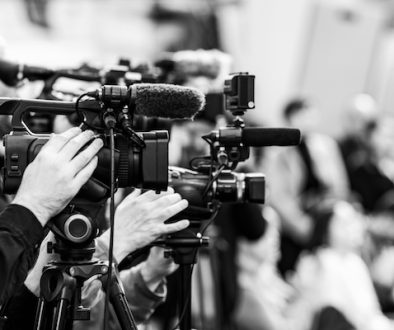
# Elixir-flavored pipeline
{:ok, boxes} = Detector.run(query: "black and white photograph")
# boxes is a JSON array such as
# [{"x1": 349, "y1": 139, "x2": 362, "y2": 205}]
[{"x1": 1, "y1": 1, "x2": 394, "y2": 329}]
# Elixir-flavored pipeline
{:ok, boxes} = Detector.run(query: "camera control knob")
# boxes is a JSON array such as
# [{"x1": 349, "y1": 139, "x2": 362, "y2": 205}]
[{"x1": 64, "y1": 214, "x2": 93, "y2": 244}]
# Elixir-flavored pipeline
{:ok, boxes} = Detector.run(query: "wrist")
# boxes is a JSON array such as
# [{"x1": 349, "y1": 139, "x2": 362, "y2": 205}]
[
  {"x1": 24, "y1": 273, "x2": 41, "y2": 297},
  {"x1": 140, "y1": 261, "x2": 164, "y2": 291},
  {"x1": 97, "y1": 231, "x2": 136, "y2": 263},
  {"x1": 12, "y1": 197, "x2": 50, "y2": 227}
]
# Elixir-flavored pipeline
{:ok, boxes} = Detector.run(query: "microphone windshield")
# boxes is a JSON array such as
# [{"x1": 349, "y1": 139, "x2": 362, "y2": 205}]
[{"x1": 134, "y1": 83, "x2": 205, "y2": 119}]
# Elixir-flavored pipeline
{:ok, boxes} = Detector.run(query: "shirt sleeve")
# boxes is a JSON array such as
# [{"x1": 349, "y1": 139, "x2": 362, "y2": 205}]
[
  {"x1": 0, "y1": 204, "x2": 44, "y2": 308},
  {"x1": 120, "y1": 265, "x2": 166, "y2": 324},
  {"x1": 94, "y1": 239, "x2": 166, "y2": 324}
]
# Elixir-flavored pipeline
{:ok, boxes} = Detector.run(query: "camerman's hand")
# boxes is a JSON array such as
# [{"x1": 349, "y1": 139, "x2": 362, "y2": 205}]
[
  {"x1": 140, "y1": 246, "x2": 178, "y2": 291},
  {"x1": 98, "y1": 188, "x2": 189, "y2": 262},
  {"x1": 13, "y1": 127, "x2": 103, "y2": 226}
]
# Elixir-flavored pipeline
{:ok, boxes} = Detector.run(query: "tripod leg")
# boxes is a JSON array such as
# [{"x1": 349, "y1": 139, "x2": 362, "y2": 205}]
[
  {"x1": 51, "y1": 277, "x2": 76, "y2": 330},
  {"x1": 178, "y1": 265, "x2": 193, "y2": 330},
  {"x1": 51, "y1": 297, "x2": 69, "y2": 330},
  {"x1": 34, "y1": 297, "x2": 47, "y2": 330},
  {"x1": 105, "y1": 271, "x2": 138, "y2": 330}
]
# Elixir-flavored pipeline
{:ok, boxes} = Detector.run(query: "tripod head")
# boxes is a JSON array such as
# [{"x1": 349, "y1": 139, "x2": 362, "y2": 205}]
[{"x1": 46, "y1": 198, "x2": 107, "y2": 263}]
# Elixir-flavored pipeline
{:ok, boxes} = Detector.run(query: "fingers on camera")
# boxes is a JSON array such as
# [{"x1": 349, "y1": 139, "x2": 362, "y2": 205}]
[
  {"x1": 122, "y1": 188, "x2": 142, "y2": 202},
  {"x1": 45, "y1": 127, "x2": 82, "y2": 152},
  {"x1": 162, "y1": 219, "x2": 190, "y2": 234},
  {"x1": 60, "y1": 130, "x2": 95, "y2": 160},
  {"x1": 161, "y1": 199, "x2": 188, "y2": 219},
  {"x1": 71, "y1": 138, "x2": 103, "y2": 173},
  {"x1": 152, "y1": 193, "x2": 183, "y2": 208},
  {"x1": 137, "y1": 190, "x2": 159, "y2": 202},
  {"x1": 137, "y1": 189, "x2": 168, "y2": 203},
  {"x1": 74, "y1": 156, "x2": 98, "y2": 186}
]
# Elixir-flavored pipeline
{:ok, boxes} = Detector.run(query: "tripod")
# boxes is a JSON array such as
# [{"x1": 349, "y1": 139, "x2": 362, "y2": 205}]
[
  {"x1": 33, "y1": 210, "x2": 138, "y2": 330},
  {"x1": 160, "y1": 220, "x2": 210, "y2": 330}
]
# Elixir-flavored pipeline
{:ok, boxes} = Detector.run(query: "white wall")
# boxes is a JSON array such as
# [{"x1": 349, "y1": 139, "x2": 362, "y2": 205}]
[
  {"x1": 299, "y1": 0, "x2": 385, "y2": 137},
  {"x1": 217, "y1": 0, "x2": 314, "y2": 126},
  {"x1": 217, "y1": 0, "x2": 387, "y2": 137},
  {"x1": 0, "y1": 0, "x2": 156, "y2": 66}
]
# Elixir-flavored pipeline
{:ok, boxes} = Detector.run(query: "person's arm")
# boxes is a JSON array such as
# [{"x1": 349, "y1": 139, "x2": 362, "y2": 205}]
[
  {"x1": 93, "y1": 188, "x2": 187, "y2": 324},
  {"x1": 265, "y1": 149, "x2": 313, "y2": 243},
  {"x1": 0, "y1": 205, "x2": 43, "y2": 309},
  {"x1": 101, "y1": 246, "x2": 177, "y2": 324},
  {"x1": 96, "y1": 188, "x2": 189, "y2": 262},
  {"x1": 119, "y1": 261, "x2": 167, "y2": 324},
  {"x1": 11, "y1": 188, "x2": 188, "y2": 328},
  {"x1": 93, "y1": 189, "x2": 187, "y2": 323},
  {"x1": 0, "y1": 127, "x2": 103, "y2": 308}
]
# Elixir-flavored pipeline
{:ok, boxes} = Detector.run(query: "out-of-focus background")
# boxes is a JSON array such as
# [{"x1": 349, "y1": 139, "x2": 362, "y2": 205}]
[
  {"x1": 2, "y1": 0, "x2": 394, "y2": 136},
  {"x1": 5, "y1": 1, "x2": 394, "y2": 330}
]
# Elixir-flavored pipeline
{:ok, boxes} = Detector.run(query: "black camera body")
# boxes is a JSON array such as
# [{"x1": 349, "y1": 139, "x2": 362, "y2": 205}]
[
  {"x1": 0, "y1": 96, "x2": 169, "y2": 250},
  {"x1": 224, "y1": 72, "x2": 255, "y2": 116},
  {"x1": 169, "y1": 167, "x2": 264, "y2": 217},
  {"x1": 0, "y1": 97, "x2": 169, "y2": 198},
  {"x1": 166, "y1": 72, "x2": 300, "y2": 222},
  {"x1": 2, "y1": 130, "x2": 169, "y2": 198}
]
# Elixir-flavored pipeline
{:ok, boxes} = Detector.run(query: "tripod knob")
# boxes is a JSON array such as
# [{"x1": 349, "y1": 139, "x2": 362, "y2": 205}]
[{"x1": 64, "y1": 213, "x2": 93, "y2": 244}]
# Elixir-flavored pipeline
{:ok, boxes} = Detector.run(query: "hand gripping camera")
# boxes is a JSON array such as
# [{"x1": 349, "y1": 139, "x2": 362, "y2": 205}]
[{"x1": 0, "y1": 83, "x2": 205, "y2": 251}]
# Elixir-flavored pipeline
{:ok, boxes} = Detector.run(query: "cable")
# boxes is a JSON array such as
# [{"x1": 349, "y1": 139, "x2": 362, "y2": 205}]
[
  {"x1": 75, "y1": 92, "x2": 90, "y2": 128},
  {"x1": 202, "y1": 164, "x2": 226, "y2": 197},
  {"x1": 75, "y1": 92, "x2": 106, "y2": 131},
  {"x1": 200, "y1": 203, "x2": 220, "y2": 236},
  {"x1": 103, "y1": 127, "x2": 116, "y2": 330}
]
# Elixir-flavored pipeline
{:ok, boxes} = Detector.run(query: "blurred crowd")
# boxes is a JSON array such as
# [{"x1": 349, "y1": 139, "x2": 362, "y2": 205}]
[{"x1": 2, "y1": 2, "x2": 394, "y2": 330}]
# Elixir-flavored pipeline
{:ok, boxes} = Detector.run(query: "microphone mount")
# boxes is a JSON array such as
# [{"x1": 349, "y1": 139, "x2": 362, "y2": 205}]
[{"x1": 196, "y1": 72, "x2": 301, "y2": 172}]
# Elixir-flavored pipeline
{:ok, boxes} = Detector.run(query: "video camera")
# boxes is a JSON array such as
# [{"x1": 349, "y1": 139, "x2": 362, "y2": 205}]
[
  {"x1": 167, "y1": 73, "x2": 301, "y2": 222},
  {"x1": 0, "y1": 83, "x2": 204, "y2": 251}
]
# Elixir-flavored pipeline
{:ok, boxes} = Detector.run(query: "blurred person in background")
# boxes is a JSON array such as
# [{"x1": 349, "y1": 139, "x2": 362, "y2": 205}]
[
  {"x1": 370, "y1": 115, "x2": 394, "y2": 181},
  {"x1": 265, "y1": 98, "x2": 350, "y2": 277},
  {"x1": 338, "y1": 93, "x2": 394, "y2": 213},
  {"x1": 339, "y1": 96, "x2": 394, "y2": 315},
  {"x1": 234, "y1": 208, "x2": 293, "y2": 330},
  {"x1": 367, "y1": 209, "x2": 394, "y2": 318},
  {"x1": 286, "y1": 201, "x2": 393, "y2": 330}
]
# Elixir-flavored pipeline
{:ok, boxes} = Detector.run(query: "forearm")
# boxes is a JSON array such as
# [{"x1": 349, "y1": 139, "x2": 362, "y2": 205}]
[
  {"x1": 0, "y1": 204, "x2": 44, "y2": 307},
  {"x1": 95, "y1": 231, "x2": 136, "y2": 264},
  {"x1": 272, "y1": 199, "x2": 313, "y2": 244},
  {"x1": 120, "y1": 264, "x2": 166, "y2": 324},
  {"x1": 94, "y1": 240, "x2": 167, "y2": 324}
]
